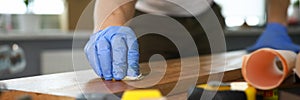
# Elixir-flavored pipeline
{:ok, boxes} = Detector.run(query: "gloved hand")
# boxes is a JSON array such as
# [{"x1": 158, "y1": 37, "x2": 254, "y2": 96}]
[
  {"x1": 247, "y1": 23, "x2": 300, "y2": 53},
  {"x1": 84, "y1": 26, "x2": 139, "y2": 80}
]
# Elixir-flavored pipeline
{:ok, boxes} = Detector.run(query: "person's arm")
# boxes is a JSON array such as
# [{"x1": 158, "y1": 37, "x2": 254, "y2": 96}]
[
  {"x1": 247, "y1": 0, "x2": 300, "y2": 53},
  {"x1": 267, "y1": 0, "x2": 290, "y2": 26},
  {"x1": 85, "y1": 0, "x2": 140, "y2": 80},
  {"x1": 94, "y1": 0, "x2": 137, "y2": 32}
]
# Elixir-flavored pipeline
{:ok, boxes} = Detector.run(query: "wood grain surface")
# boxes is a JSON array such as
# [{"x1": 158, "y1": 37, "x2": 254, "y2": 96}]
[{"x1": 0, "y1": 50, "x2": 247, "y2": 100}]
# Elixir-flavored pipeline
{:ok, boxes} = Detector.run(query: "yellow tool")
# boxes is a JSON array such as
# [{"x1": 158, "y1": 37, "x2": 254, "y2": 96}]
[
  {"x1": 77, "y1": 89, "x2": 165, "y2": 100},
  {"x1": 122, "y1": 89, "x2": 165, "y2": 100}
]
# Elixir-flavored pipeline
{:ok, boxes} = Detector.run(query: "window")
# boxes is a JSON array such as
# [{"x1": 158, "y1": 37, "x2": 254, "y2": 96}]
[
  {"x1": 214, "y1": 0, "x2": 266, "y2": 27},
  {"x1": 0, "y1": 0, "x2": 64, "y2": 15},
  {"x1": 0, "y1": 0, "x2": 27, "y2": 14},
  {"x1": 31, "y1": 0, "x2": 65, "y2": 14}
]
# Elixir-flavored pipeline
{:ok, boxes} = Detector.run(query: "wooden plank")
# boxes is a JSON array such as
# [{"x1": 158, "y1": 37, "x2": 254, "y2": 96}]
[
  {"x1": 0, "y1": 90, "x2": 73, "y2": 100},
  {"x1": 0, "y1": 50, "x2": 246, "y2": 99}
]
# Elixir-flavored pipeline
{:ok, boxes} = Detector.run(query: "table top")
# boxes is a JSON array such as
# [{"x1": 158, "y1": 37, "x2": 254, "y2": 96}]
[{"x1": 0, "y1": 50, "x2": 247, "y2": 99}]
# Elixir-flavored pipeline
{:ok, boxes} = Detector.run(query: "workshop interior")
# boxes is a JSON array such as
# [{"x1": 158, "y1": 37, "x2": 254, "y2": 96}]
[{"x1": 0, "y1": 0, "x2": 300, "y2": 100}]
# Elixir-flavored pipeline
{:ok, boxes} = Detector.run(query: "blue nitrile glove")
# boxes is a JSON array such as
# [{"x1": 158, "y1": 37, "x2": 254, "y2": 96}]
[
  {"x1": 84, "y1": 26, "x2": 139, "y2": 80},
  {"x1": 247, "y1": 23, "x2": 300, "y2": 53}
]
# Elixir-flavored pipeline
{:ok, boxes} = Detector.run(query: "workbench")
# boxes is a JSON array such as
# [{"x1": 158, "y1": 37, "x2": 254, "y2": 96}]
[{"x1": 0, "y1": 50, "x2": 247, "y2": 100}]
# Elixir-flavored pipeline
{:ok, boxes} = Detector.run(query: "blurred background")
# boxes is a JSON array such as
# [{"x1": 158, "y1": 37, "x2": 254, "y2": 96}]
[{"x1": 0, "y1": 0, "x2": 299, "y2": 80}]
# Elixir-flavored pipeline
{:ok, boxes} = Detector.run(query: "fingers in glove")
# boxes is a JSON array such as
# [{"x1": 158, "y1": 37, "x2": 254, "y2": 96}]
[
  {"x1": 111, "y1": 33, "x2": 128, "y2": 80},
  {"x1": 125, "y1": 29, "x2": 140, "y2": 77},
  {"x1": 84, "y1": 33, "x2": 103, "y2": 77},
  {"x1": 97, "y1": 36, "x2": 113, "y2": 80}
]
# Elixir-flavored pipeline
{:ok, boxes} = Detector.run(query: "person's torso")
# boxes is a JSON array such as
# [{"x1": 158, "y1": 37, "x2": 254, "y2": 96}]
[{"x1": 136, "y1": 0, "x2": 213, "y2": 17}]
